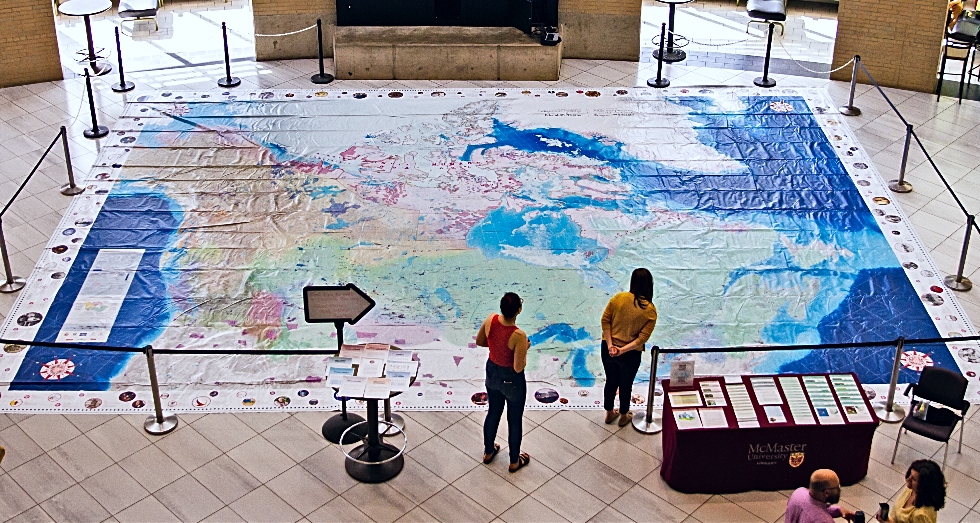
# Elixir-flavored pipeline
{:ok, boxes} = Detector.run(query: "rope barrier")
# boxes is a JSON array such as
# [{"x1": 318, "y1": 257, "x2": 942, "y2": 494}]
[
  {"x1": 254, "y1": 24, "x2": 317, "y2": 38},
  {"x1": 662, "y1": 28, "x2": 755, "y2": 47},
  {"x1": 777, "y1": 42, "x2": 855, "y2": 75}
]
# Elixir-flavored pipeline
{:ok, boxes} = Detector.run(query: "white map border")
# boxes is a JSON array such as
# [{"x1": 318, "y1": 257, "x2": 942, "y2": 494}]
[{"x1": 0, "y1": 86, "x2": 977, "y2": 414}]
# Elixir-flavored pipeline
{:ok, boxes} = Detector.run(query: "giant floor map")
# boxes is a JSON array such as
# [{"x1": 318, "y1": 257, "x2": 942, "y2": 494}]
[{"x1": 1, "y1": 87, "x2": 978, "y2": 413}]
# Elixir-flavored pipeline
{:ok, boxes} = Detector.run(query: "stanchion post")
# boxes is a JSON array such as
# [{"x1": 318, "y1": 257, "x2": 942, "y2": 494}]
[
  {"x1": 753, "y1": 22, "x2": 777, "y2": 88},
  {"x1": 944, "y1": 214, "x2": 975, "y2": 292},
  {"x1": 311, "y1": 19, "x2": 335, "y2": 85},
  {"x1": 873, "y1": 337, "x2": 907, "y2": 423},
  {"x1": 889, "y1": 123, "x2": 914, "y2": 193},
  {"x1": 217, "y1": 22, "x2": 241, "y2": 88},
  {"x1": 632, "y1": 346, "x2": 662, "y2": 434},
  {"x1": 143, "y1": 345, "x2": 179, "y2": 435},
  {"x1": 82, "y1": 69, "x2": 109, "y2": 139},
  {"x1": 647, "y1": 23, "x2": 670, "y2": 89},
  {"x1": 0, "y1": 220, "x2": 26, "y2": 294},
  {"x1": 839, "y1": 55, "x2": 862, "y2": 116},
  {"x1": 111, "y1": 26, "x2": 135, "y2": 93},
  {"x1": 60, "y1": 126, "x2": 85, "y2": 196}
]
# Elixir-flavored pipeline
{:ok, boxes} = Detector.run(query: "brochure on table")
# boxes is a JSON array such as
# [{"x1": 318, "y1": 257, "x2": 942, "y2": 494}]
[
  {"x1": 779, "y1": 376, "x2": 816, "y2": 425},
  {"x1": 829, "y1": 374, "x2": 874, "y2": 423},
  {"x1": 802, "y1": 375, "x2": 845, "y2": 425},
  {"x1": 329, "y1": 345, "x2": 419, "y2": 398}
]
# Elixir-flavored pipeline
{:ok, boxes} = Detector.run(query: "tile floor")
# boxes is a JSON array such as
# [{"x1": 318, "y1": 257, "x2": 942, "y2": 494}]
[{"x1": 3, "y1": 0, "x2": 980, "y2": 521}]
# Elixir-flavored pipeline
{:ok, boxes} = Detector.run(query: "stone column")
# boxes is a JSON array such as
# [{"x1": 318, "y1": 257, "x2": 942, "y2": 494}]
[
  {"x1": 830, "y1": 0, "x2": 946, "y2": 93},
  {"x1": 252, "y1": 0, "x2": 335, "y2": 61},
  {"x1": 559, "y1": 0, "x2": 642, "y2": 61},
  {"x1": 0, "y1": 0, "x2": 63, "y2": 88}
]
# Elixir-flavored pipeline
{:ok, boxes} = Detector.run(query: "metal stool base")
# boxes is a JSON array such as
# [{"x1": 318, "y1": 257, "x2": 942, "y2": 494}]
[
  {"x1": 647, "y1": 78, "x2": 670, "y2": 88},
  {"x1": 838, "y1": 105, "x2": 861, "y2": 116},
  {"x1": 345, "y1": 442, "x2": 404, "y2": 482},
  {"x1": 322, "y1": 412, "x2": 367, "y2": 444},
  {"x1": 112, "y1": 81, "x2": 136, "y2": 93},
  {"x1": 873, "y1": 402, "x2": 906, "y2": 423},
  {"x1": 311, "y1": 74, "x2": 335, "y2": 84},
  {"x1": 217, "y1": 76, "x2": 241, "y2": 88},
  {"x1": 944, "y1": 274, "x2": 973, "y2": 292},
  {"x1": 754, "y1": 76, "x2": 776, "y2": 88},
  {"x1": 379, "y1": 413, "x2": 406, "y2": 435},
  {"x1": 61, "y1": 183, "x2": 85, "y2": 196},
  {"x1": 632, "y1": 415, "x2": 663, "y2": 434},
  {"x1": 144, "y1": 412, "x2": 178, "y2": 435},
  {"x1": 83, "y1": 126, "x2": 110, "y2": 139},
  {"x1": 888, "y1": 180, "x2": 913, "y2": 193},
  {"x1": 655, "y1": 49, "x2": 686, "y2": 63},
  {"x1": 0, "y1": 277, "x2": 26, "y2": 293}
]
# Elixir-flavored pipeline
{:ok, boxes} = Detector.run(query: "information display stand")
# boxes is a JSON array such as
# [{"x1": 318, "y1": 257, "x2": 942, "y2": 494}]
[{"x1": 660, "y1": 373, "x2": 878, "y2": 494}]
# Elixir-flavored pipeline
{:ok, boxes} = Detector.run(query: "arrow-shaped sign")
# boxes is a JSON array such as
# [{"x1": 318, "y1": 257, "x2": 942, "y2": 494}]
[{"x1": 303, "y1": 284, "x2": 376, "y2": 352}]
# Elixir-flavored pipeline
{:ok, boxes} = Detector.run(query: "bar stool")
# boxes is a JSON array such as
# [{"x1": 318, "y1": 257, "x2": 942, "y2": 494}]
[{"x1": 937, "y1": 10, "x2": 980, "y2": 103}]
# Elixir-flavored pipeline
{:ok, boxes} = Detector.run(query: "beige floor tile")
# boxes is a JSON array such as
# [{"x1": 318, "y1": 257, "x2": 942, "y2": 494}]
[
  {"x1": 5, "y1": 505, "x2": 55, "y2": 523},
  {"x1": 266, "y1": 464, "x2": 337, "y2": 516},
  {"x1": 8, "y1": 454, "x2": 77, "y2": 504},
  {"x1": 86, "y1": 416, "x2": 152, "y2": 462},
  {"x1": 300, "y1": 446, "x2": 361, "y2": 495},
  {"x1": 114, "y1": 497, "x2": 181, "y2": 523},
  {"x1": 541, "y1": 411, "x2": 613, "y2": 452},
  {"x1": 420, "y1": 485, "x2": 495, "y2": 523},
  {"x1": 190, "y1": 454, "x2": 262, "y2": 504},
  {"x1": 155, "y1": 474, "x2": 225, "y2": 522},
  {"x1": 409, "y1": 435, "x2": 479, "y2": 483},
  {"x1": 396, "y1": 507, "x2": 440, "y2": 523},
  {"x1": 0, "y1": 474, "x2": 37, "y2": 521},
  {"x1": 201, "y1": 506, "x2": 246, "y2": 523},
  {"x1": 637, "y1": 467, "x2": 710, "y2": 515},
  {"x1": 80, "y1": 464, "x2": 149, "y2": 515},
  {"x1": 306, "y1": 496, "x2": 373, "y2": 523},
  {"x1": 613, "y1": 484, "x2": 688, "y2": 523},
  {"x1": 588, "y1": 505, "x2": 636, "y2": 523},
  {"x1": 588, "y1": 437, "x2": 660, "y2": 482},
  {"x1": 191, "y1": 413, "x2": 258, "y2": 453},
  {"x1": 16, "y1": 414, "x2": 80, "y2": 451},
  {"x1": 226, "y1": 434, "x2": 295, "y2": 483},
  {"x1": 453, "y1": 465, "x2": 525, "y2": 515},
  {"x1": 721, "y1": 490, "x2": 789, "y2": 523},
  {"x1": 532, "y1": 474, "x2": 607, "y2": 523},
  {"x1": 388, "y1": 455, "x2": 449, "y2": 505},
  {"x1": 119, "y1": 444, "x2": 187, "y2": 493},
  {"x1": 689, "y1": 495, "x2": 765, "y2": 523},
  {"x1": 39, "y1": 484, "x2": 111, "y2": 523},
  {"x1": 561, "y1": 455, "x2": 635, "y2": 505},
  {"x1": 0, "y1": 425, "x2": 45, "y2": 471},
  {"x1": 519, "y1": 425, "x2": 586, "y2": 472},
  {"x1": 260, "y1": 416, "x2": 327, "y2": 462},
  {"x1": 343, "y1": 482, "x2": 417, "y2": 523},
  {"x1": 229, "y1": 485, "x2": 303, "y2": 523},
  {"x1": 154, "y1": 424, "x2": 224, "y2": 472},
  {"x1": 499, "y1": 496, "x2": 566, "y2": 523}
]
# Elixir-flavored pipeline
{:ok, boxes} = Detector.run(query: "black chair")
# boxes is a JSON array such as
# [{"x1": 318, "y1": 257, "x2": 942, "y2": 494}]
[
  {"x1": 119, "y1": 0, "x2": 162, "y2": 31},
  {"x1": 937, "y1": 10, "x2": 980, "y2": 103},
  {"x1": 745, "y1": 0, "x2": 786, "y2": 36},
  {"x1": 890, "y1": 366, "x2": 970, "y2": 472}
]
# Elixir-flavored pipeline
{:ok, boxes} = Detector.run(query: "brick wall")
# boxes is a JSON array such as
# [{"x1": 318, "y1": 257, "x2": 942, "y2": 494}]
[
  {"x1": 252, "y1": 0, "x2": 334, "y2": 60},
  {"x1": 830, "y1": 0, "x2": 945, "y2": 92},
  {"x1": 559, "y1": 0, "x2": 642, "y2": 60},
  {"x1": 0, "y1": 0, "x2": 63, "y2": 88}
]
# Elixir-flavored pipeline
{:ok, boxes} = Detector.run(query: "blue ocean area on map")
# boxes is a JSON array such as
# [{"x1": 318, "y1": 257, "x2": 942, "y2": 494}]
[
  {"x1": 12, "y1": 189, "x2": 182, "y2": 390},
  {"x1": 462, "y1": 96, "x2": 950, "y2": 385},
  {"x1": 8, "y1": 94, "x2": 958, "y2": 393}
]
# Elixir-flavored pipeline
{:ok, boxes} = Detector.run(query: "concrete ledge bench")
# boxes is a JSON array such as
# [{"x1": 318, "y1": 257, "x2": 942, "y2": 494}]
[{"x1": 333, "y1": 25, "x2": 562, "y2": 81}]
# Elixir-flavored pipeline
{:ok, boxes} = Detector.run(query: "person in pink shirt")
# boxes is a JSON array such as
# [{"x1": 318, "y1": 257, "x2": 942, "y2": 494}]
[{"x1": 785, "y1": 469, "x2": 857, "y2": 523}]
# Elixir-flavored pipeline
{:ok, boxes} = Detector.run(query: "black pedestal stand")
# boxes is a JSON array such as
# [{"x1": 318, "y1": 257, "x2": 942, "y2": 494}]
[
  {"x1": 217, "y1": 22, "x2": 241, "y2": 88},
  {"x1": 322, "y1": 398, "x2": 367, "y2": 444},
  {"x1": 647, "y1": 23, "x2": 671, "y2": 88},
  {"x1": 311, "y1": 19, "x2": 335, "y2": 84},
  {"x1": 654, "y1": 4, "x2": 686, "y2": 63},
  {"x1": 753, "y1": 22, "x2": 777, "y2": 88},
  {"x1": 343, "y1": 398, "x2": 404, "y2": 483},
  {"x1": 111, "y1": 27, "x2": 135, "y2": 93},
  {"x1": 82, "y1": 69, "x2": 109, "y2": 139}
]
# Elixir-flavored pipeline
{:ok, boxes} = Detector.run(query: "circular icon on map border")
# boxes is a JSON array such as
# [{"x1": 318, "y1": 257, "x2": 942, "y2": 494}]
[
  {"x1": 353, "y1": 93, "x2": 367, "y2": 99},
  {"x1": 242, "y1": 398, "x2": 256, "y2": 406},
  {"x1": 132, "y1": 400, "x2": 145, "y2": 408},
  {"x1": 309, "y1": 399, "x2": 319, "y2": 405},
  {"x1": 534, "y1": 388, "x2": 559, "y2": 403},
  {"x1": 959, "y1": 347, "x2": 979, "y2": 363},
  {"x1": 872, "y1": 197, "x2": 890, "y2": 205},
  {"x1": 297, "y1": 390, "x2": 309, "y2": 397},
  {"x1": 4, "y1": 344, "x2": 27, "y2": 353},
  {"x1": 192, "y1": 396, "x2": 210, "y2": 407},
  {"x1": 17, "y1": 312, "x2": 42, "y2": 327},
  {"x1": 922, "y1": 293, "x2": 944, "y2": 306},
  {"x1": 471, "y1": 392, "x2": 488, "y2": 405},
  {"x1": 62, "y1": 228, "x2": 76, "y2": 236},
  {"x1": 84, "y1": 398, "x2": 102, "y2": 409},
  {"x1": 51, "y1": 272, "x2": 66, "y2": 279},
  {"x1": 902, "y1": 262, "x2": 918, "y2": 270},
  {"x1": 274, "y1": 396, "x2": 291, "y2": 407},
  {"x1": 119, "y1": 391, "x2": 136, "y2": 402},
  {"x1": 52, "y1": 245, "x2": 68, "y2": 254}
]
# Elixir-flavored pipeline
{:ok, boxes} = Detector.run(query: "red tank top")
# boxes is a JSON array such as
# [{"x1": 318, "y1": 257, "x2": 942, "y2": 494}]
[{"x1": 488, "y1": 315, "x2": 518, "y2": 368}]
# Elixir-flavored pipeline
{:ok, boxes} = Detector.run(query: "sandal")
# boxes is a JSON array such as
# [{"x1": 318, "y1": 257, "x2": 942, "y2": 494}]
[
  {"x1": 509, "y1": 452, "x2": 531, "y2": 473},
  {"x1": 604, "y1": 409, "x2": 620, "y2": 425},
  {"x1": 483, "y1": 443, "x2": 501, "y2": 464},
  {"x1": 618, "y1": 411, "x2": 634, "y2": 427}
]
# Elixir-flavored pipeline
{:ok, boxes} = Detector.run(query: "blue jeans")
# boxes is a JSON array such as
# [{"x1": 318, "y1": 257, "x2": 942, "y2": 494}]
[{"x1": 483, "y1": 359, "x2": 527, "y2": 464}]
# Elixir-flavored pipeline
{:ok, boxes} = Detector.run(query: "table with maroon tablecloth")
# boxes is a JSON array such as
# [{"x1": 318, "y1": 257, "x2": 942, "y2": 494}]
[{"x1": 660, "y1": 373, "x2": 879, "y2": 494}]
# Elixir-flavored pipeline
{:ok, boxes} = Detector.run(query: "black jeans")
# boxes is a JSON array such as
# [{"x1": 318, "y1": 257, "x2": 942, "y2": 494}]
[
  {"x1": 484, "y1": 359, "x2": 527, "y2": 464},
  {"x1": 601, "y1": 340, "x2": 642, "y2": 414}
]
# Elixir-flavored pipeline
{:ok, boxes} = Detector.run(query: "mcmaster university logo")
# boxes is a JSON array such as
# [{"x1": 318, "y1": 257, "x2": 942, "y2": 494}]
[{"x1": 747, "y1": 442, "x2": 807, "y2": 466}]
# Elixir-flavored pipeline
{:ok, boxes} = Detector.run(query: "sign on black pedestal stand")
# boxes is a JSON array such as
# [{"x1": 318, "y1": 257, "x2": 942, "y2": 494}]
[{"x1": 304, "y1": 284, "x2": 376, "y2": 444}]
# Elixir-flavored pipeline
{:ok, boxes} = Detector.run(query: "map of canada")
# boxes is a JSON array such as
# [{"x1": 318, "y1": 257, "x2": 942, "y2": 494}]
[{"x1": 1, "y1": 87, "x2": 976, "y2": 412}]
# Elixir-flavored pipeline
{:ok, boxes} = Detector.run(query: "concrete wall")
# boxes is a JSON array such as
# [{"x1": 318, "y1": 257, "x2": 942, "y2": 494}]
[
  {"x1": 0, "y1": 0, "x2": 63, "y2": 88},
  {"x1": 253, "y1": 0, "x2": 641, "y2": 62},
  {"x1": 559, "y1": 0, "x2": 642, "y2": 61},
  {"x1": 252, "y1": 0, "x2": 334, "y2": 61},
  {"x1": 830, "y1": 0, "x2": 945, "y2": 92}
]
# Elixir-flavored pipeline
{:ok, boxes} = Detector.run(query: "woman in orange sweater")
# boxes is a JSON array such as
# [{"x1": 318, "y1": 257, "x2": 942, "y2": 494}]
[{"x1": 600, "y1": 268, "x2": 658, "y2": 427}]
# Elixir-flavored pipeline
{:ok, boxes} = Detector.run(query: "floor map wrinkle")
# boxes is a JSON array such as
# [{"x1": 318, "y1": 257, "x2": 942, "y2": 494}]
[{"x1": 0, "y1": 87, "x2": 977, "y2": 413}]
